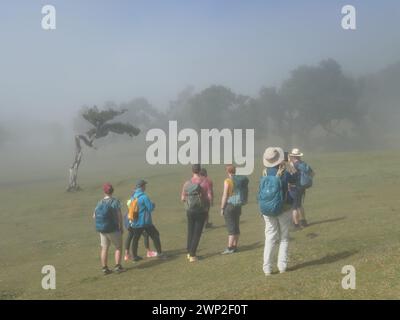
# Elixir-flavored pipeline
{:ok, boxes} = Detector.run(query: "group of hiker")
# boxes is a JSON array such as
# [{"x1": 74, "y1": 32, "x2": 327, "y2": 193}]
[{"x1": 93, "y1": 147, "x2": 314, "y2": 276}]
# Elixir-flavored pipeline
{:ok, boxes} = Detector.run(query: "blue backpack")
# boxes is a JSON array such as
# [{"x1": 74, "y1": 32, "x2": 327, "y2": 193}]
[
  {"x1": 297, "y1": 162, "x2": 314, "y2": 189},
  {"x1": 227, "y1": 175, "x2": 249, "y2": 207},
  {"x1": 95, "y1": 198, "x2": 119, "y2": 233},
  {"x1": 257, "y1": 175, "x2": 283, "y2": 216}
]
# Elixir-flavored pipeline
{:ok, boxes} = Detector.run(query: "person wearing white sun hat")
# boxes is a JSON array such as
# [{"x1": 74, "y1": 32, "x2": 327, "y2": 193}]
[
  {"x1": 259, "y1": 147, "x2": 296, "y2": 275},
  {"x1": 288, "y1": 148, "x2": 314, "y2": 229},
  {"x1": 289, "y1": 148, "x2": 304, "y2": 157}
]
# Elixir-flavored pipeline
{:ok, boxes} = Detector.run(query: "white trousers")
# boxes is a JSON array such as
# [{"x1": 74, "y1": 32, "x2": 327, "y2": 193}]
[{"x1": 263, "y1": 210, "x2": 291, "y2": 273}]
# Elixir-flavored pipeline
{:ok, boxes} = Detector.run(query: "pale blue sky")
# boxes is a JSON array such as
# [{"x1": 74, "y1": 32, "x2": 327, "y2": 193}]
[{"x1": 0, "y1": 0, "x2": 399, "y2": 124}]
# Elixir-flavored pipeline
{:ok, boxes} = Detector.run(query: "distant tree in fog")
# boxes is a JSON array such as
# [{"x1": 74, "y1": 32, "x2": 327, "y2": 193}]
[
  {"x1": 168, "y1": 86, "x2": 196, "y2": 127},
  {"x1": 121, "y1": 98, "x2": 164, "y2": 131},
  {"x1": 189, "y1": 85, "x2": 237, "y2": 129},
  {"x1": 256, "y1": 87, "x2": 290, "y2": 143},
  {"x1": 361, "y1": 61, "x2": 400, "y2": 117},
  {"x1": 280, "y1": 58, "x2": 365, "y2": 145},
  {"x1": 67, "y1": 106, "x2": 140, "y2": 192}
]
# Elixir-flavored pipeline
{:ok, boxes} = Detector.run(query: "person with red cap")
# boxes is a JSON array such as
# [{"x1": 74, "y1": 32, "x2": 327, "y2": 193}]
[{"x1": 93, "y1": 183, "x2": 124, "y2": 275}]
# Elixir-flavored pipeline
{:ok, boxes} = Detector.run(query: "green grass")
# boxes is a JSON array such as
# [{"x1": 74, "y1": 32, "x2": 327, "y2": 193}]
[{"x1": 1, "y1": 150, "x2": 400, "y2": 299}]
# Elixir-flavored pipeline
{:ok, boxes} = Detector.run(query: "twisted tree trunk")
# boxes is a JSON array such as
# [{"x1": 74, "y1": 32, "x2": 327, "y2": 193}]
[
  {"x1": 66, "y1": 106, "x2": 140, "y2": 191},
  {"x1": 67, "y1": 135, "x2": 93, "y2": 192}
]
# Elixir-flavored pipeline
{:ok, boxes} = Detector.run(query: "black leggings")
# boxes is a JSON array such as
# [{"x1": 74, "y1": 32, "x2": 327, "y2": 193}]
[
  {"x1": 125, "y1": 229, "x2": 150, "y2": 252},
  {"x1": 187, "y1": 210, "x2": 206, "y2": 257},
  {"x1": 131, "y1": 225, "x2": 162, "y2": 257}
]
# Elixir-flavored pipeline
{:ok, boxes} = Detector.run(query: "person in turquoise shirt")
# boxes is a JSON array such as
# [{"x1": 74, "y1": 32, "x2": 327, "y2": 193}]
[{"x1": 128, "y1": 179, "x2": 165, "y2": 261}]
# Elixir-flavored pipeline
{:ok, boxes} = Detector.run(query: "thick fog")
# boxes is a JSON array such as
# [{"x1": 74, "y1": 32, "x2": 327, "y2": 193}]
[{"x1": 1, "y1": 1, "x2": 400, "y2": 183}]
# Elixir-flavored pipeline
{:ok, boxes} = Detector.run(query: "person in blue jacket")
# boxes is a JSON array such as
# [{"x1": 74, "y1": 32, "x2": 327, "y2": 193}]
[{"x1": 129, "y1": 179, "x2": 164, "y2": 261}]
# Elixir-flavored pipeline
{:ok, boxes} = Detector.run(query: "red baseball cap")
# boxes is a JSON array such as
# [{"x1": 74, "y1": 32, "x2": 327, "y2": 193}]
[{"x1": 103, "y1": 183, "x2": 114, "y2": 195}]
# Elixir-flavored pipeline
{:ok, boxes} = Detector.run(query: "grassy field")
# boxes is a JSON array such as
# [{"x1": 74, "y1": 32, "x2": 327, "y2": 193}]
[{"x1": 1, "y1": 148, "x2": 400, "y2": 300}]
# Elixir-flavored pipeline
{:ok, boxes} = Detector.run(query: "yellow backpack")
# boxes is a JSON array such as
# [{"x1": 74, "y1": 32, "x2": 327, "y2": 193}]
[{"x1": 127, "y1": 197, "x2": 140, "y2": 222}]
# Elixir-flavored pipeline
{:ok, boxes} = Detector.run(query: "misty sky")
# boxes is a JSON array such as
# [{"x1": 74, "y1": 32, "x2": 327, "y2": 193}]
[{"x1": 0, "y1": 0, "x2": 399, "y2": 126}]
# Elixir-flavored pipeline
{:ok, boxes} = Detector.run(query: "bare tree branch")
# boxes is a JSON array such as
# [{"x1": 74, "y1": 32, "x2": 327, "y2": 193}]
[{"x1": 67, "y1": 106, "x2": 140, "y2": 192}]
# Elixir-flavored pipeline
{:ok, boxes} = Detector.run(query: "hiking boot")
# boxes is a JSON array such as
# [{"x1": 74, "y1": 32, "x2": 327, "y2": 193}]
[
  {"x1": 113, "y1": 264, "x2": 125, "y2": 274},
  {"x1": 189, "y1": 256, "x2": 198, "y2": 262},
  {"x1": 146, "y1": 250, "x2": 157, "y2": 258},
  {"x1": 292, "y1": 224, "x2": 302, "y2": 231},
  {"x1": 132, "y1": 256, "x2": 143, "y2": 262},
  {"x1": 102, "y1": 266, "x2": 112, "y2": 275},
  {"x1": 221, "y1": 248, "x2": 235, "y2": 255},
  {"x1": 205, "y1": 222, "x2": 213, "y2": 229},
  {"x1": 300, "y1": 220, "x2": 308, "y2": 228}
]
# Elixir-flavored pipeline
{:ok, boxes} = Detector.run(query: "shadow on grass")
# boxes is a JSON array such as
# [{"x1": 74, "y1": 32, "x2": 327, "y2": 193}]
[
  {"x1": 128, "y1": 248, "x2": 186, "y2": 270},
  {"x1": 289, "y1": 250, "x2": 358, "y2": 272},
  {"x1": 238, "y1": 241, "x2": 263, "y2": 253},
  {"x1": 203, "y1": 224, "x2": 226, "y2": 231},
  {"x1": 202, "y1": 220, "x2": 248, "y2": 233},
  {"x1": 200, "y1": 241, "x2": 263, "y2": 260},
  {"x1": 307, "y1": 216, "x2": 346, "y2": 227}
]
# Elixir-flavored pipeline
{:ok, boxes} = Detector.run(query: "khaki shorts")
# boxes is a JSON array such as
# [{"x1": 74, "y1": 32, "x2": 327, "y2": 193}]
[{"x1": 100, "y1": 231, "x2": 122, "y2": 249}]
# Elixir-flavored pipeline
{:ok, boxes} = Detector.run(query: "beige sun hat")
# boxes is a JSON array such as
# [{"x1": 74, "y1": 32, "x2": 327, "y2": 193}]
[
  {"x1": 289, "y1": 148, "x2": 304, "y2": 157},
  {"x1": 263, "y1": 147, "x2": 284, "y2": 168}
]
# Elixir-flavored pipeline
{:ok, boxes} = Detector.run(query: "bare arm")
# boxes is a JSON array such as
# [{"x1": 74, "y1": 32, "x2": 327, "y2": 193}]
[
  {"x1": 220, "y1": 180, "x2": 229, "y2": 216},
  {"x1": 118, "y1": 208, "x2": 123, "y2": 233},
  {"x1": 181, "y1": 181, "x2": 187, "y2": 202},
  {"x1": 209, "y1": 180, "x2": 214, "y2": 207}
]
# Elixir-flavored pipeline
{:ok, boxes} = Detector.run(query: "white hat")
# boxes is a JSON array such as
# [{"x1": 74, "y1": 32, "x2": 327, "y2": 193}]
[
  {"x1": 263, "y1": 147, "x2": 284, "y2": 168},
  {"x1": 289, "y1": 148, "x2": 304, "y2": 157}
]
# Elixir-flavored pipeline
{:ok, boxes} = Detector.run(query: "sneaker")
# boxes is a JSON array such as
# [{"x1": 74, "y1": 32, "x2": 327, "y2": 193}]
[
  {"x1": 189, "y1": 256, "x2": 198, "y2": 262},
  {"x1": 186, "y1": 254, "x2": 190, "y2": 260},
  {"x1": 279, "y1": 269, "x2": 287, "y2": 274},
  {"x1": 155, "y1": 252, "x2": 167, "y2": 259},
  {"x1": 265, "y1": 272, "x2": 272, "y2": 276},
  {"x1": 132, "y1": 256, "x2": 143, "y2": 262},
  {"x1": 102, "y1": 266, "x2": 112, "y2": 275},
  {"x1": 113, "y1": 264, "x2": 125, "y2": 273},
  {"x1": 146, "y1": 250, "x2": 157, "y2": 258},
  {"x1": 221, "y1": 248, "x2": 235, "y2": 255}
]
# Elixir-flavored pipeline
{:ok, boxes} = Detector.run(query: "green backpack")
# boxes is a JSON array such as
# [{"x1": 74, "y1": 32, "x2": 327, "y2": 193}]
[{"x1": 184, "y1": 181, "x2": 207, "y2": 212}]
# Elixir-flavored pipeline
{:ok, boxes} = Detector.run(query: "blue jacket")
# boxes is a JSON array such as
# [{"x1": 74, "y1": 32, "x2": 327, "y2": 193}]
[{"x1": 130, "y1": 189, "x2": 155, "y2": 228}]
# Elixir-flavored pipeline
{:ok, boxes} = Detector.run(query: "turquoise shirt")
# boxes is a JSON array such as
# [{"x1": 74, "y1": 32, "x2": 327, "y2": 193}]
[{"x1": 130, "y1": 190, "x2": 155, "y2": 228}]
